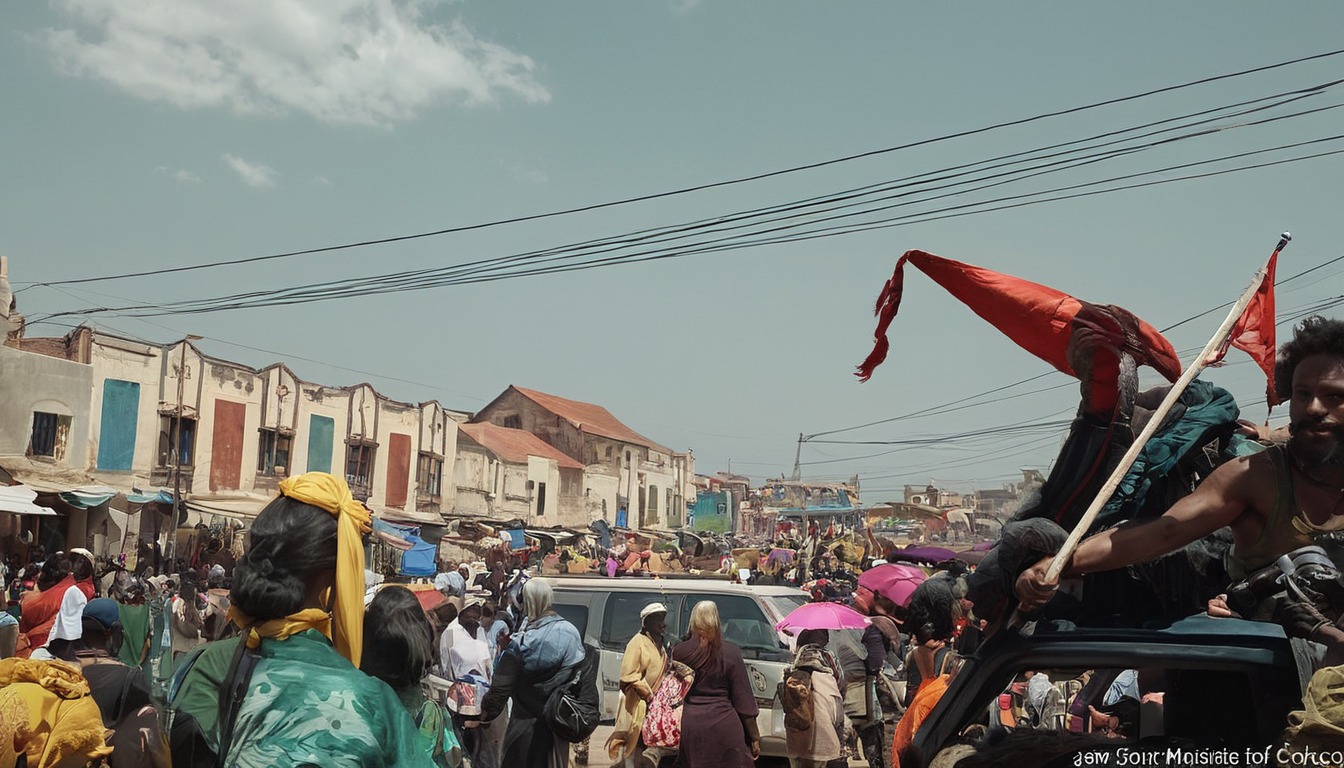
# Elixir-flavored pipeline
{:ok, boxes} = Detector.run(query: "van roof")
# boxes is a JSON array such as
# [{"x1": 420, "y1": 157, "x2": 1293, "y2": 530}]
[{"x1": 542, "y1": 576, "x2": 807, "y2": 598}]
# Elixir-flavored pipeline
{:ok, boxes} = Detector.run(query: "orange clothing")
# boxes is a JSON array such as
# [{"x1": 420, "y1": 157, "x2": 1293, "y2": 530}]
[
  {"x1": 891, "y1": 673, "x2": 950, "y2": 768},
  {"x1": 17, "y1": 576, "x2": 76, "y2": 658}
]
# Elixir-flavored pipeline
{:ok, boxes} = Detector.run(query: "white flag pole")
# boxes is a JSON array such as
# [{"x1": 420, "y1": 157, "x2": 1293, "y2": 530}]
[{"x1": 1043, "y1": 232, "x2": 1290, "y2": 583}]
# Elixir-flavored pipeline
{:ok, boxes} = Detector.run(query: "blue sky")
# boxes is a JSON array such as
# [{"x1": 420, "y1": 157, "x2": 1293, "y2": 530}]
[{"x1": 3, "y1": 1, "x2": 1343, "y2": 499}]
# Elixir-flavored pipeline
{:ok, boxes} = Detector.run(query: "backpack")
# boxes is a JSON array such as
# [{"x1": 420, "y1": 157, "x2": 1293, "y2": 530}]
[
  {"x1": 80, "y1": 660, "x2": 170, "y2": 768},
  {"x1": 779, "y1": 666, "x2": 815, "y2": 732},
  {"x1": 167, "y1": 636, "x2": 262, "y2": 768},
  {"x1": 542, "y1": 642, "x2": 601, "y2": 743}
]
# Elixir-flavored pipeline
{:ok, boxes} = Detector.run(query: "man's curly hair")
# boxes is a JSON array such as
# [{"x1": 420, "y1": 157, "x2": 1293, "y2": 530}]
[{"x1": 1275, "y1": 316, "x2": 1344, "y2": 398}]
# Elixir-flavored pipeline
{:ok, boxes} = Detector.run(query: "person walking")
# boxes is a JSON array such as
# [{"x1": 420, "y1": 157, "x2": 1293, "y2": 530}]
[
  {"x1": 168, "y1": 579, "x2": 205, "y2": 672},
  {"x1": 671, "y1": 600, "x2": 761, "y2": 768},
  {"x1": 480, "y1": 579, "x2": 585, "y2": 768},
  {"x1": 783, "y1": 628, "x2": 845, "y2": 768},
  {"x1": 607, "y1": 602, "x2": 670, "y2": 768},
  {"x1": 441, "y1": 596, "x2": 505, "y2": 768}
]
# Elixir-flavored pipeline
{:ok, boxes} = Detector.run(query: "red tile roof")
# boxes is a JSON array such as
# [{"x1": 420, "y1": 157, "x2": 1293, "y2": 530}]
[
  {"x1": 510, "y1": 386, "x2": 671, "y2": 453},
  {"x1": 458, "y1": 423, "x2": 585, "y2": 470}
]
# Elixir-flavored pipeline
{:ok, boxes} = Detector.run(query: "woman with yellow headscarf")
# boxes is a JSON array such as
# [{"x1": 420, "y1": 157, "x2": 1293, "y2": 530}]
[{"x1": 167, "y1": 472, "x2": 433, "y2": 767}]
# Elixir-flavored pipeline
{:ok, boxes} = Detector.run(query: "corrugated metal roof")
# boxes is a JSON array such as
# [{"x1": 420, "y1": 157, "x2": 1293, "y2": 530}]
[
  {"x1": 510, "y1": 386, "x2": 671, "y2": 453},
  {"x1": 459, "y1": 423, "x2": 585, "y2": 470},
  {"x1": 367, "y1": 501, "x2": 446, "y2": 527}
]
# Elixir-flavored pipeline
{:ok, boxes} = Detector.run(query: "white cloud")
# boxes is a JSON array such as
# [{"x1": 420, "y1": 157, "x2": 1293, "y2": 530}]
[
  {"x1": 154, "y1": 166, "x2": 202, "y2": 183},
  {"x1": 39, "y1": 0, "x2": 550, "y2": 126},
  {"x1": 222, "y1": 153, "x2": 279, "y2": 188},
  {"x1": 504, "y1": 160, "x2": 548, "y2": 187},
  {"x1": 310, "y1": 175, "x2": 334, "y2": 187}
]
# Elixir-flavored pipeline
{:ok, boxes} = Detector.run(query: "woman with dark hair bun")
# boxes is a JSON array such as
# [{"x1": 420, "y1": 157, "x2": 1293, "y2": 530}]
[{"x1": 168, "y1": 472, "x2": 433, "y2": 767}]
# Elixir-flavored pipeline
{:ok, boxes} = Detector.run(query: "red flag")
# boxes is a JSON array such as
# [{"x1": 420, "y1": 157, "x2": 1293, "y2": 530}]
[
  {"x1": 1212, "y1": 249, "x2": 1279, "y2": 406},
  {"x1": 856, "y1": 250, "x2": 1183, "y2": 389}
]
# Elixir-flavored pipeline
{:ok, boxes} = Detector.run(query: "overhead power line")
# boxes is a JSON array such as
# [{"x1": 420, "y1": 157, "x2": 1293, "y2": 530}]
[
  {"x1": 35, "y1": 130, "x2": 1344, "y2": 323},
  {"x1": 20, "y1": 47, "x2": 1344, "y2": 291}
]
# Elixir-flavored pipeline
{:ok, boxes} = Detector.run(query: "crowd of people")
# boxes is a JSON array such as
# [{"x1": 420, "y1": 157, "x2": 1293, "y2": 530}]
[
  {"x1": 1, "y1": 473, "x2": 598, "y2": 768},
  {"x1": 4, "y1": 317, "x2": 1344, "y2": 766}
]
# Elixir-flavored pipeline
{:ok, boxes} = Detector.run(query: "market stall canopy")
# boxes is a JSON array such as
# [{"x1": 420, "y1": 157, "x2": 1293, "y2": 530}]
[
  {"x1": 945, "y1": 509, "x2": 973, "y2": 527},
  {"x1": 60, "y1": 487, "x2": 120, "y2": 509},
  {"x1": 184, "y1": 492, "x2": 273, "y2": 522},
  {"x1": 127, "y1": 489, "x2": 174, "y2": 505},
  {"x1": 399, "y1": 533, "x2": 437, "y2": 577},
  {"x1": 0, "y1": 484, "x2": 57, "y2": 516},
  {"x1": 887, "y1": 546, "x2": 958, "y2": 565},
  {"x1": 411, "y1": 585, "x2": 447, "y2": 613},
  {"x1": 372, "y1": 518, "x2": 416, "y2": 551},
  {"x1": 366, "y1": 502, "x2": 445, "y2": 527}
]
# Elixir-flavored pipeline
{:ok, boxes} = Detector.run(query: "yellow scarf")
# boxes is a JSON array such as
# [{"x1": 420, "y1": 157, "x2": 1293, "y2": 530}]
[
  {"x1": 228, "y1": 607, "x2": 333, "y2": 646},
  {"x1": 230, "y1": 472, "x2": 371, "y2": 666}
]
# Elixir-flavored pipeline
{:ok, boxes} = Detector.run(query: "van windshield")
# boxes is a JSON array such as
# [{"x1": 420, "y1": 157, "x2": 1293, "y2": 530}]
[
  {"x1": 768, "y1": 594, "x2": 809, "y2": 622},
  {"x1": 680, "y1": 593, "x2": 785, "y2": 658}
]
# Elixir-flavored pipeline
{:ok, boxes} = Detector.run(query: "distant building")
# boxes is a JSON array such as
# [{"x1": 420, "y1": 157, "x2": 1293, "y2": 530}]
[
  {"x1": 453, "y1": 422, "x2": 586, "y2": 527},
  {"x1": 0, "y1": 259, "x2": 468, "y2": 564},
  {"x1": 471, "y1": 386, "x2": 691, "y2": 530}
]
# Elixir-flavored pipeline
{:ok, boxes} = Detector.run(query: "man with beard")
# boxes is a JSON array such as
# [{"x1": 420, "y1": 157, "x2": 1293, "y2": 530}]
[{"x1": 1018, "y1": 316, "x2": 1344, "y2": 613}]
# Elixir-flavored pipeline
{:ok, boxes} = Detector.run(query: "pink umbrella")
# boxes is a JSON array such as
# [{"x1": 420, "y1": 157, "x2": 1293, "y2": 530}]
[
  {"x1": 775, "y1": 601, "x2": 872, "y2": 633},
  {"x1": 857, "y1": 563, "x2": 927, "y2": 607}
]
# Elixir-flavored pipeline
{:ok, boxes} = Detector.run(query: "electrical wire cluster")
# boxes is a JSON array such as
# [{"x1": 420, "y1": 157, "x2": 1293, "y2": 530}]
[
  {"x1": 17, "y1": 49, "x2": 1344, "y2": 489},
  {"x1": 23, "y1": 49, "x2": 1344, "y2": 327}
]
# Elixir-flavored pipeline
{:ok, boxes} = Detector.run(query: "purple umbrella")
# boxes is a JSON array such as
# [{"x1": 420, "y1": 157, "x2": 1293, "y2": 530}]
[
  {"x1": 775, "y1": 601, "x2": 872, "y2": 633},
  {"x1": 887, "y1": 546, "x2": 958, "y2": 564}
]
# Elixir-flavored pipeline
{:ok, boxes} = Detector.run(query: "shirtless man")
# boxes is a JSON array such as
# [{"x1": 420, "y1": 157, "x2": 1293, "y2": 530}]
[{"x1": 1017, "y1": 316, "x2": 1344, "y2": 648}]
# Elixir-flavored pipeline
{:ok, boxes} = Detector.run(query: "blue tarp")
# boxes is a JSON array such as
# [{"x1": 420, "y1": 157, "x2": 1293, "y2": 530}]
[
  {"x1": 501, "y1": 529, "x2": 526, "y2": 550},
  {"x1": 126, "y1": 489, "x2": 174, "y2": 505},
  {"x1": 399, "y1": 533, "x2": 437, "y2": 577},
  {"x1": 59, "y1": 489, "x2": 119, "y2": 509}
]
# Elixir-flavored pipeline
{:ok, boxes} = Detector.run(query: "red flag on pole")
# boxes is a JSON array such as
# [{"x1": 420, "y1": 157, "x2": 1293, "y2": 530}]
[
  {"x1": 856, "y1": 250, "x2": 1183, "y2": 389},
  {"x1": 1211, "y1": 248, "x2": 1280, "y2": 406}
]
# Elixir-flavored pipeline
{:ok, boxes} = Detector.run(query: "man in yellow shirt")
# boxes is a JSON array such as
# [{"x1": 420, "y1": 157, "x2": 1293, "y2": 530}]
[{"x1": 608, "y1": 602, "x2": 670, "y2": 768}]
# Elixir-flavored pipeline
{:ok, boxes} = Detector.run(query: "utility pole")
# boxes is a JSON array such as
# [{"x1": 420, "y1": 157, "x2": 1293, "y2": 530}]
[
  {"x1": 170, "y1": 335, "x2": 202, "y2": 571},
  {"x1": 790, "y1": 433, "x2": 804, "y2": 481}
]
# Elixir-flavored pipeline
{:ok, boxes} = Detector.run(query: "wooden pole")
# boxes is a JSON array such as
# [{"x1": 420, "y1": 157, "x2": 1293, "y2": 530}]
[{"x1": 1044, "y1": 233, "x2": 1289, "y2": 583}]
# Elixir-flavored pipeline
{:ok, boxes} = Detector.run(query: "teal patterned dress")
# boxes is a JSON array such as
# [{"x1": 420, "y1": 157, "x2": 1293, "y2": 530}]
[{"x1": 178, "y1": 629, "x2": 434, "y2": 768}]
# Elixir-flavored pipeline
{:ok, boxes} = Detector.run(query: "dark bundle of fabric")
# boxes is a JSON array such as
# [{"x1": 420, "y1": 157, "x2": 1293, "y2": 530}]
[
  {"x1": 998, "y1": 354, "x2": 1250, "y2": 626},
  {"x1": 964, "y1": 519, "x2": 1069, "y2": 630},
  {"x1": 906, "y1": 575, "x2": 960, "y2": 644}
]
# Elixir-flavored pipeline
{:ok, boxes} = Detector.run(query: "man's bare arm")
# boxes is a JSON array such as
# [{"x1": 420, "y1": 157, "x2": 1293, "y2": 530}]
[{"x1": 1016, "y1": 455, "x2": 1260, "y2": 607}]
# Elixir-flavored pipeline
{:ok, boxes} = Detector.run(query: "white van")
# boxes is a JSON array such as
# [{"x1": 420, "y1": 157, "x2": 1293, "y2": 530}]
[{"x1": 544, "y1": 575, "x2": 809, "y2": 760}]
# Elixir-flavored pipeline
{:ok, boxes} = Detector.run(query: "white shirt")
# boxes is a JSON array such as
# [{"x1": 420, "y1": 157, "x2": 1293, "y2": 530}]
[{"x1": 440, "y1": 620, "x2": 492, "y2": 685}]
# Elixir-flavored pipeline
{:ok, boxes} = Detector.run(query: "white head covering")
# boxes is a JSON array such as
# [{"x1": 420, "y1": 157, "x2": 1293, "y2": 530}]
[{"x1": 48, "y1": 584, "x2": 89, "y2": 643}]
